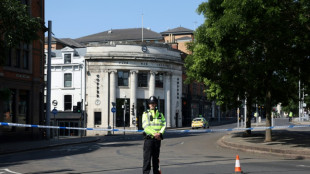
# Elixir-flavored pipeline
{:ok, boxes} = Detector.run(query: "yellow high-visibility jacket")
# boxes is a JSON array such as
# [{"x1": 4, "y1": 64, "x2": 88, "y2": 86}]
[{"x1": 142, "y1": 109, "x2": 166, "y2": 137}]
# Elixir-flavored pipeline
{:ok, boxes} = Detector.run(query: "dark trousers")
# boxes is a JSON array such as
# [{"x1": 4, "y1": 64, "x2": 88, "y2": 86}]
[{"x1": 143, "y1": 138, "x2": 161, "y2": 174}]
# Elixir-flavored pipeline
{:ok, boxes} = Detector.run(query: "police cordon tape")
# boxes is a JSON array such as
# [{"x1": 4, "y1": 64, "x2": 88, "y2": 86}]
[{"x1": 1, "y1": 122, "x2": 310, "y2": 133}]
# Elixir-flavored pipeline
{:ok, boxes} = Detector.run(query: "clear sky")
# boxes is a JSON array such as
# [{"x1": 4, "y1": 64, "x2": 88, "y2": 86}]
[{"x1": 45, "y1": 0, "x2": 206, "y2": 39}]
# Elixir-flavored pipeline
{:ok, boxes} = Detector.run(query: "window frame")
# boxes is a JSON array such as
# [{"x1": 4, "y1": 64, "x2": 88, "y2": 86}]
[
  {"x1": 64, "y1": 73, "x2": 72, "y2": 87},
  {"x1": 64, "y1": 54, "x2": 72, "y2": 64},
  {"x1": 118, "y1": 70, "x2": 129, "y2": 86},
  {"x1": 155, "y1": 73, "x2": 164, "y2": 88},
  {"x1": 138, "y1": 72, "x2": 148, "y2": 87}
]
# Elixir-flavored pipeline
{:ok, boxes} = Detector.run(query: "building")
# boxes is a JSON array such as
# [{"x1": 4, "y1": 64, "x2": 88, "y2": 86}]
[
  {"x1": 0, "y1": 0, "x2": 45, "y2": 140},
  {"x1": 73, "y1": 28, "x2": 182, "y2": 135},
  {"x1": 44, "y1": 44, "x2": 86, "y2": 136},
  {"x1": 85, "y1": 43, "x2": 183, "y2": 135}
]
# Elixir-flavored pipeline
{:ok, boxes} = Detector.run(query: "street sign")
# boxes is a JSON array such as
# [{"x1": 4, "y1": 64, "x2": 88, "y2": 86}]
[
  {"x1": 52, "y1": 108, "x2": 58, "y2": 115},
  {"x1": 111, "y1": 107, "x2": 116, "y2": 113},
  {"x1": 52, "y1": 100, "x2": 58, "y2": 106}
]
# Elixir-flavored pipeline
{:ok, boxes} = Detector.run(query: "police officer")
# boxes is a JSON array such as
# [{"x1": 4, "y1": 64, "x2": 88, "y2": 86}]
[{"x1": 142, "y1": 96, "x2": 166, "y2": 174}]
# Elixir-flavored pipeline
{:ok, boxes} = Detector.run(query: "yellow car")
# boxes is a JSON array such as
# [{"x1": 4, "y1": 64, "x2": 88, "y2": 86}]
[{"x1": 191, "y1": 117, "x2": 209, "y2": 129}]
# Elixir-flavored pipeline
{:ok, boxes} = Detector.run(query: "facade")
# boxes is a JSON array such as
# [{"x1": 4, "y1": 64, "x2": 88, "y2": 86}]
[
  {"x1": 85, "y1": 44, "x2": 183, "y2": 135},
  {"x1": 44, "y1": 46, "x2": 86, "y2": 136},
  {"x1": 0, "y1": 0, "x2": 45, "y2": 140}
]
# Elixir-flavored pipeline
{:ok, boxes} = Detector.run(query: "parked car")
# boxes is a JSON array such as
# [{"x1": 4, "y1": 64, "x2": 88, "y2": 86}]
[{"x1": 191, "y1": 117, "x2": 209, "y2": 129}]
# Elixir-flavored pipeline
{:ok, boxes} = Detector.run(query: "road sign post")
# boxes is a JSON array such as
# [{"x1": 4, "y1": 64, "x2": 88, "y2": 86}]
[
  {"x1": 52, "y1": 108, "x2": 58, "y2": 138},
  {"x1": 111, "y1": 106, "x2": 116, "y2": 135}
]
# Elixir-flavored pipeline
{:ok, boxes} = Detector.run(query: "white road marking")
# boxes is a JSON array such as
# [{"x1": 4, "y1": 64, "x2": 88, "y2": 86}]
[
  {"x1": 0, "y1": 169, "x2": 22, "y2": 174},
  {"x1": 298, "y1": 165, "x2": 310, "y2": 168}
]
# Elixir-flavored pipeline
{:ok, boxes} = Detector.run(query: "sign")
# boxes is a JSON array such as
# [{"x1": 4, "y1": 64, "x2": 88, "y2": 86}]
[
  {"x1": 52, "y1": 108, "x2": 58, "y2": 115},
  {"x1": 52, "y1": 100, "x2": 58, "y2": 106},
  {"x1": 111, "y1": 107, "x2": 116, "y2": 113}
]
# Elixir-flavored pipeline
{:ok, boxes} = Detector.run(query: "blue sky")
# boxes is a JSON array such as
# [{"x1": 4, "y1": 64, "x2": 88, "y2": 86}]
[{"x1": 45, "y1": 0, "x2": 206, "y2": 39}]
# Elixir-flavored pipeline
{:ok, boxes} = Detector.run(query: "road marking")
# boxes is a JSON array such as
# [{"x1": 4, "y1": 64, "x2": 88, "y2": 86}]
[
  {"x1": 0, "y1": 169, "x2": 22, "y2": 174},
  {"x1": 298, "y1": 165, "x2": 310, "y2": 168}
]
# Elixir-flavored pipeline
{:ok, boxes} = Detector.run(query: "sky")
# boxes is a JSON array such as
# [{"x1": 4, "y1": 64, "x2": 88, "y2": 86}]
[{"x1": 45, "y1": 0, "x2": 206, "y2": 39}]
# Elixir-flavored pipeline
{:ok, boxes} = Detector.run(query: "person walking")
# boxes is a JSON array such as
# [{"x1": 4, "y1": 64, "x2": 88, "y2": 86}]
[
  {"x1": 142, "y1": 96, "x2": 166, "y2": 174},
  {"x1": 289, "y1": 111, "x2": 293, "y2": 122},
  {"x1": 254, "y1": 112, "x2": 258, "y2": 123}
]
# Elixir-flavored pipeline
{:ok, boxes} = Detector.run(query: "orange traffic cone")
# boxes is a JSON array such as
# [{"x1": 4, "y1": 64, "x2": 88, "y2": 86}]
[{"x1": 235, "y1": 155, "x2": 242, "y2": 173}]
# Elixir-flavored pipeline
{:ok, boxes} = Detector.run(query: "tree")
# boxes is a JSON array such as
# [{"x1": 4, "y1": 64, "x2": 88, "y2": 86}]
[
  {"x1": 0, "y1": 0, "x2": 43, "y2": 64},
  {"x1": 186, "y1": 0, "x2": 310, "y2": 141}
]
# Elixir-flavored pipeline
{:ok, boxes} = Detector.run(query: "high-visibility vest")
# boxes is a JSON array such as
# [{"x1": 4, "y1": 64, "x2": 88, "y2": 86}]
[
  {"x1": 254, "y1": 112, "x2": 258, "y2": 117},
  {"x1": 289, "y1": 112, "x2": 293, "y2": 117},
  {"x1": 142, "y1": 109, "x2": 166, "y2": 136}
]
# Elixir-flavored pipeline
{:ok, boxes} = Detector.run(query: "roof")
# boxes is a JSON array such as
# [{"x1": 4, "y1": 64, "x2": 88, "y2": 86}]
[
  {"x1": 60, "y1": 38, "x2": 85, "y2": 48},
  {"x1": 75, "y1": 28, "x2": 163, "y2": 43},
  {"x1": 160, "y1": 27, "x2": 194, "y2": 35},
  {"x1": 45, "y1": 37, "x2": 85, "y2": 48}
]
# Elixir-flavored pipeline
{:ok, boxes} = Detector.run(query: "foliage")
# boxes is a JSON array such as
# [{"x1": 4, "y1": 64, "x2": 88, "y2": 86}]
[
  {"x1": 187, "y1": 0, "x2": 310, "y2": 141},
  {"x1": 0, "y1": 0, "x2": 43, "y2": 64}
]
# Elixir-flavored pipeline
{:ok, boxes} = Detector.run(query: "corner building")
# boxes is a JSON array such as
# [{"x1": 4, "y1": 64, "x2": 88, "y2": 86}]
[{"x1": 85, "y1": 44, "x2": 183, "y2": 135}]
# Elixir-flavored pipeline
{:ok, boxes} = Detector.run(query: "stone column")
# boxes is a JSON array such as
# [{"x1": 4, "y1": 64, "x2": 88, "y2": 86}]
[
  {"x1": 149, "y1": 71, "x2": 157, "y2": 97},
  {"x1": 109, "y1": 70, "x2": 117, "y2": 128},
  {"x1": 165, "y1": 72, "x2": 171, "y2": 127},
  {"x1": 130, "y1": 70, "x2": 138, "y2": 128},
  {"x1": 102, "y1": 70, "x2": 109, "y2": 128}
]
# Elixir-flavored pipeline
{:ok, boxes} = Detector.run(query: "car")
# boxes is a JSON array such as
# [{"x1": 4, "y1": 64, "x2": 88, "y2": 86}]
[{"x1": 191, "y1": 117, "x2": 209, "y2": 129}]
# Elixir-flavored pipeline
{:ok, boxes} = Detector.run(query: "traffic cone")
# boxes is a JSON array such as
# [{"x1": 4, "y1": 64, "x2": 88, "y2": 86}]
[{"x1": 235, "y1": 155, "x2": 242, "y2": 173}]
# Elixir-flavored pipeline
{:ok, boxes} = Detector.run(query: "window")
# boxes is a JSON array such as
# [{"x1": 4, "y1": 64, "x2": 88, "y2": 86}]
[
  {"x1": 14, "y1": 48, "x2": 21, "y2": 68},
  {"x1": 64, "y1": 73, "x2": 72, "y2": 87},
  {"x1": 118, "y1": 71, "x2": 129, "y2": 86},
  {"x1": 155, "y1": 73, "x2": 164, "y2": 88},
  {"x1": 22, "y1": 43, "x2": 29, "y2": 69},
  {"x1": 5, "y1": 43, "x2": 30, "y2": 69},
  {"x1": 138, "y1": 72, "x2": 148, "y2": 87},
  {"x1": 64, "y1": 54, "x2": 71, "y2": 64},
  {"x1": 64, "y1": 95, "x2": 72, "y2": 111},
  {"x1": 94, "y1": 112, "x2": 101, "y2": 125}
]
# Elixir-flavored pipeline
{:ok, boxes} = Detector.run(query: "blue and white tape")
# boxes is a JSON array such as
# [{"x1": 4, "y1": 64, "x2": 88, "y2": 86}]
[{"x1": 0, "y1": 122, "x2": 310, "y2": 133}]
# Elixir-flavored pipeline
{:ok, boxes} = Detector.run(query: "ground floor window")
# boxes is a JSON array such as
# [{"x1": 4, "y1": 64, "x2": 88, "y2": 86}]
[
  {"x1": 94, "y1": 112, "x2": 101, "y2": 125},
  {"x1": 59, "y1": 121, "x2": 79, "y2": 136}
]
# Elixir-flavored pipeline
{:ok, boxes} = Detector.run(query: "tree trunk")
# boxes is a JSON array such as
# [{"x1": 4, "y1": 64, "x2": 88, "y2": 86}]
[
  {"x1": 244, "y1": 95, "x2": 252, "y2": 136},
  {"x1": 265, "y1": 90, "x2": 272, "y2": 142}
]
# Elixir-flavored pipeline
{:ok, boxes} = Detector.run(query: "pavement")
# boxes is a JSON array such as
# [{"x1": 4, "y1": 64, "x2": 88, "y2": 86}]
[
  {"x1": 1, "y1": 120, "x2": 310, "y2": 159},
  {"x1": 217, "y1": 120, "x2": 310, "y2": 159}
]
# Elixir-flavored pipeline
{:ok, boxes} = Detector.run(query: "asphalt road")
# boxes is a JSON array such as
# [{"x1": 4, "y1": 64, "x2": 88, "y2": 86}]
[{"x1": 1, "y1": 122, "x2": 310, "y2": 174}]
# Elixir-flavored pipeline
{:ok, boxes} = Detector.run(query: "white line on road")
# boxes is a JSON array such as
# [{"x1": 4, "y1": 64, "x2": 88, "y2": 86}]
[{"x1": 0, "y1": 169, "x2": 22, "y2": 174}]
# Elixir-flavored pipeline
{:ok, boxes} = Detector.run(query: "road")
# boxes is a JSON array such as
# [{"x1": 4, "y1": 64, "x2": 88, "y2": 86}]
[{"x1": 1, "y1": 121, "x2": 310, "y2": 174}]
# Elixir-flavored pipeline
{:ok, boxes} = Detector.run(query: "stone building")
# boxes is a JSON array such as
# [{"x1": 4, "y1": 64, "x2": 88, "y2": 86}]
[{"x1": 84, "y1": 44, "x2": 183, "y2": 135}]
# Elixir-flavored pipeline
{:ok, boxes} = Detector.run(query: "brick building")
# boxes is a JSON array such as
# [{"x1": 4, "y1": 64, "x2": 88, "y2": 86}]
[{"x1": 0, "y1": 0, "x2": 45, "y2": 140}]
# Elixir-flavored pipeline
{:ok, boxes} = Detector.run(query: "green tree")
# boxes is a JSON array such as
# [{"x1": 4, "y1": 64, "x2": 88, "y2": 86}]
[
  {"x1": 0, "y1": 0, "x2": 43, "y2": 64},
  {"x1": 186, "y1": 0, "x2": 310, "y2": 141}
]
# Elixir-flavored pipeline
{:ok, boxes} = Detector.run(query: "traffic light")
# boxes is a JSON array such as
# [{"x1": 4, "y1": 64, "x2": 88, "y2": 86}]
[{"x1": 77, "y1": 102, "x2": 81, "y2": 113}]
